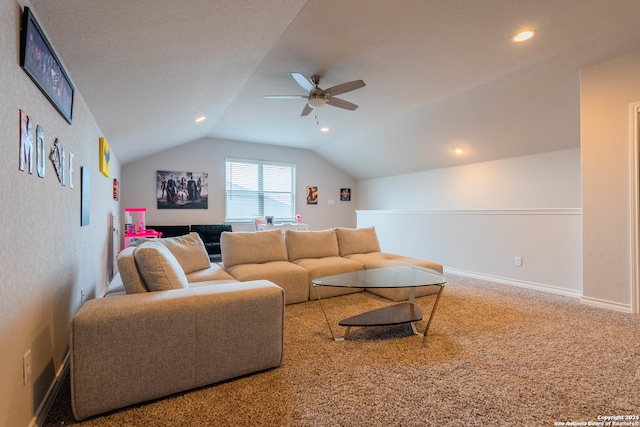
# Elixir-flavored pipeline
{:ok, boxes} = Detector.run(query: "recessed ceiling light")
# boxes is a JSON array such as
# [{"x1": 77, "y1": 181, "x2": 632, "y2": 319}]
[
  {"x1": 320, "y1": 127, "x2": 330, "y2": 132},
  {"x1": 195, "y1": 116, "x2": 206, "y2": 123},
  {"x1": 513, "y1": 30, "x2": 535, "y2": 42},
  {"x1": 453, "y1": 146, "x2": 465, "y2": 154}
]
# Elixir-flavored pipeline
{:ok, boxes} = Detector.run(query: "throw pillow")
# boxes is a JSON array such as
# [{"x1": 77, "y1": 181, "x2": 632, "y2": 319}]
[
  {"x1": 133, "y1": 240, "x2": 189, "y2": 291},
  {"x1": 285, "y1": 229, "x2": 339, "y2": 261},
  {"x1": 153, "y1": 232, "x2": 210, "y2": 274},
  {"x1": 220, "y1": 229, "x2": 288, "y2": 268},
  {"x1": 335, "y1": 227, "x2": 381, "y2": 256}
]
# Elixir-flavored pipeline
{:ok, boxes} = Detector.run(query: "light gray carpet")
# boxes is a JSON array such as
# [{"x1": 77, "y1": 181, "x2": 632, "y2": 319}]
[{"x1": 45, "y1": 275, "x2": 640, "y2": 426}]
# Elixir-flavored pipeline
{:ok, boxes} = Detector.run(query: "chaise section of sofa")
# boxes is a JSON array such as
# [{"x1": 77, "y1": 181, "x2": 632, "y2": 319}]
[
  {"x1": 70, "y1": 280, "x2": 285, "y2": 420},
  {"x1": 220, "y1": 229, "x2": 310, "y2": 304},
  {"x1": 335, "y1": 227, "x2": 443, "y2": 301}
]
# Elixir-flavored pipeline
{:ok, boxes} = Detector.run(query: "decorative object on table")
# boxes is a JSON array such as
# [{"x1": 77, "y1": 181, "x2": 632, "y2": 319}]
[
  {"x1": 20, "y1": 7, "x2": 74, "y2": 124},
  {"x1": 50, "y1": 138, "x2": 66, "y2": 186},
  {"x1": 157, "y1": 170, "x2": 208, "y2": 209},
  {"x1": 35, "y1": 124, "x2": 45, "y2": 178},
  {"x1": 265, "y1": 216, "x2": 274, "y2": 225},
  {"x1": 123, "y1": 207, "x2": 162, "y2": 248},
  {"x1": 99, "y1": 137, "x2": 111, "y2": 177},
  {"x1": 295, "y1": 214, "x2": 301, "y2": 224},
  {"x1": 306, "y1": 186, "x2": 318, "y2": 205},
  {"x1": 81, "y1": 167, "x2": 90, "y2": 226},
  {"x1": 340, "y1": 188, "x2": 351, "y2": 201},
  {"x1": 19, "y1": 109, "x2": 33, "y2": 173}
]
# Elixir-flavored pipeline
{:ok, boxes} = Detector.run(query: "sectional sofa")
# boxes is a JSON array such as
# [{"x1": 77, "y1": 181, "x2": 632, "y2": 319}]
[
  {"x1": 69, "y1": 227, "x2": 442, "y2": 420},
  {"x1": 70, "y1": 233, "x2": 284, "y2": 420},
  {"x1": 220, "y1": 226, "x2": 443, "y2": 304}
]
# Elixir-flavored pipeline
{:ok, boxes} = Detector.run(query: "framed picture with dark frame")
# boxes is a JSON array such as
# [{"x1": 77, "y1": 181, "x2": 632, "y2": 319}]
[{"x1": 20, "y1": 7, "x2": 74, "y2": 124}]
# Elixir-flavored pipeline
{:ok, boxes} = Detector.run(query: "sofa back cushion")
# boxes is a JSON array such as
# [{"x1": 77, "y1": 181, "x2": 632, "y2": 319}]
[
  {"x1": 133, "y1": 240, "x2": 189, "y2": 291},
  {"x1": 335, "y1": 227, "x2": 381, "y2": 256},
  {"x1": 285, "y1": 229, "x2": 339, "y2": 261},
  {"x1": 220, "y1": 230, "x2": 287, "y2": 268},
  {"x1": 116, "y1": 246, "x2": 148, "y2": 294},
  {"x1": 154, "y1": 232, "x2": 210, "y2": 274}
]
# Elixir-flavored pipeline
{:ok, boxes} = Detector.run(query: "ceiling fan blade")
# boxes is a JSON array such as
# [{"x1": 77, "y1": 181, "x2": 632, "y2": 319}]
[
  {"x1": 301, "y1": 103, "x2": 313, "y2": 116},
  {"x1": 264, "y1": 95, "x2": 307, "y2": 99},
  {"x1": 291, "y1": 72, "x2": 315, "y2": 92},
  {"x1": 324, "y1": 80, "x2": 366, "y2": 96},
  {"x1": 326, "y1": 97, "x2": 359, "y2": 111}
]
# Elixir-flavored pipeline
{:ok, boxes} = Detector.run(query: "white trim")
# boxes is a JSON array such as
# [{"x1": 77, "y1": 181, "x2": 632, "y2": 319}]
[
  {"x1": 356, "y1": 208, "x2": 581, "y2": 216},
  {"x1": 580, "y1": 296, "x2": 633, "y2": 313},
  {"x1": 443, "y1": 267, "x2": 583, "y2": 299},
  {"x1": 630, "y1": 102, "x2": 640, "y2": 314}
]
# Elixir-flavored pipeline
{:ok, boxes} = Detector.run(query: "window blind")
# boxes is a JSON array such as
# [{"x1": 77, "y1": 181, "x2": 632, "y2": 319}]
[{"x1": 225, "y1": 159, "x2": 296, "y2": 221}]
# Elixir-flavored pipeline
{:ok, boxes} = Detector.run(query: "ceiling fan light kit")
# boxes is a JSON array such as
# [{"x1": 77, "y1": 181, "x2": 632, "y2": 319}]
[
  {"x1": 265, "y1": 72, "x2": 365, "y2": 117},
  {"x1": 308, "y1": 94, "x2": 326, "y2": 109}
]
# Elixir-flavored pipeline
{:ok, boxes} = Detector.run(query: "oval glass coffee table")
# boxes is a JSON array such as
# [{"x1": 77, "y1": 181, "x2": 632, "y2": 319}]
[{"x1": 312, "y1": 265, "x2": 446, "y2": 341}]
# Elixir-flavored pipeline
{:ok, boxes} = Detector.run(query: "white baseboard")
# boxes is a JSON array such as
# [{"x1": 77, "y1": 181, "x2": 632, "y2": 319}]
[
  {"x1": 30, "y1": 351, "x2": 70, "y2": 427},
  {"x1": 580, "y1": 296, "x2": 633, "y2": 313},
  {"x1": 443, "y1": 267, "x2": 583, "y2": 299}
]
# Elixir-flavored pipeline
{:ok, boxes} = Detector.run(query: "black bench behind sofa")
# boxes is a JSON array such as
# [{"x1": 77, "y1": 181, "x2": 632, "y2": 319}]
[{"x1": 147, "y1": 224, "x2": 232, "y2": 261}]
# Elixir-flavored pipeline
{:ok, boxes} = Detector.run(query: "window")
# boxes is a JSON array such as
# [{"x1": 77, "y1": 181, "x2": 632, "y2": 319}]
[{"x1": 225, "y1": 159, "x2": 296, "y2": 222}]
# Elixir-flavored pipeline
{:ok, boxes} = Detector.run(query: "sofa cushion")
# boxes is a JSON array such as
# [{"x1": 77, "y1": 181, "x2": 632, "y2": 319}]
[
  {"x1": 116, "y1": 246, "x2": 148, "y2": 294},
  {"x1": 285, "y1": 229, "x2": 339, "y2": 261},
  {"x1": 335, "y1": 227, "x2": 381, "y2": 256},
  {"x1": 224, "y1": 261, "x2": 309, "y2": 305},
  {"x1": 152, "y1": 232, "x2": 211, "y2": 274},
  {"x1": 220, "y1": 230, "x2": 288, "y2": 268},
  {"x1": 134, "y1": 240, "x2": 189, "y2": 291},
  {"x1": 186, "y1": 263, "x2": 237, "y2": 283},
  {"x1": 292, "y1": 256, "x2": 365, "y2": 300},
  {"x1": 345, "y1": 252, "x2": 444, "y2": 273}
]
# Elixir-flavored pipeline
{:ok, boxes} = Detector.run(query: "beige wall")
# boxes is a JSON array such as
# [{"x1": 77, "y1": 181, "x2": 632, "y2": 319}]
[
  {"x1": 121, "y1": 137, "x2": 357, "y2": 232},
  {"x1": 581, "y1": 49, "x2": 640, "y2": 310},
  {"x1": 0, "y1": 2, "x2": 120, "y2": 425},
  {"x1": 356, "y1": 149, "x2": 583, "y2": 295},
  {"x1": 357, "y1": 149, "x2": 581, "y2": 210}
]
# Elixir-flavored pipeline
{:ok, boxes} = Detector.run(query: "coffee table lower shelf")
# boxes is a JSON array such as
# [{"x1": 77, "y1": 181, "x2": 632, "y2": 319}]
[{"x1": 338, "y1": 303, "x2": 422, "y2": 340}]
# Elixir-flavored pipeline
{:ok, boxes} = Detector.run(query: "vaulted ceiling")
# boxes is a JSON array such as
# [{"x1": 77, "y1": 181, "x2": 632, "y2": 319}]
[{"x1": 29, "y1": 0, "x2": 640, "y2": 180}]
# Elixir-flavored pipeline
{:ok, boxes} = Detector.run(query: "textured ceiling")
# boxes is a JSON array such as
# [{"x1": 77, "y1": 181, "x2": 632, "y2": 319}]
[{"x1": 28, "y1": 0, "x2": 640, "y2": 180}]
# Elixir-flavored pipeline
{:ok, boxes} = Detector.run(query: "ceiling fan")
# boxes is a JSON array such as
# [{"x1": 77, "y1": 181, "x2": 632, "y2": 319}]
[{"x1": 265, "y1": 72, "x2": 366, "y2": 117}]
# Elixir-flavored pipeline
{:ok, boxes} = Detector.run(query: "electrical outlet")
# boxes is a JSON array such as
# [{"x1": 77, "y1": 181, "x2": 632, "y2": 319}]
[
  {"x1": 23, "y1": 350, "x2": 32, "y2": 385},
  {"x1": 514, "y1": 256, "x2": 523, "y2": 267}
]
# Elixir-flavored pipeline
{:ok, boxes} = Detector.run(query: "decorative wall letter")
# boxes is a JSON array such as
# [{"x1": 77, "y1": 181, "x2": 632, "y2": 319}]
[
  {"x1": 19, "y1": 110, "x2": 33, "y2": 173},
  {"x1": 36, "y1": 125, "x2": 45, "y2": 178},
  {"x1": 69, "y1": 152, "x2": 74, "y2": 188},
  {"x1": 50, "y1": 138, "x2": 64, "y2": 185}
]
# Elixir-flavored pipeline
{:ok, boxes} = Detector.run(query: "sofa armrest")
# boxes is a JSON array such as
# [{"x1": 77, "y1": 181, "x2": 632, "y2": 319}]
[{"x1": 70, "y1": 280, "x2": 284, "y2": 420}]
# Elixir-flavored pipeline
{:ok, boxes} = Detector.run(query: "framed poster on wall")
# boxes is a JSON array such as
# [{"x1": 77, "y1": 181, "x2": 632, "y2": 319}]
[
  {"x1": 20, "y1": 7, "x2": 74, "y2": 124},
  {"x1": 157, "y1": 170, "x2": 208, "y2": 209}
]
